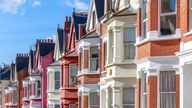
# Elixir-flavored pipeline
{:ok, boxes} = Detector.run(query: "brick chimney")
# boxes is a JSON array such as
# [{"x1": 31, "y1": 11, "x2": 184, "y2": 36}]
[{"x1": 64, "y1": 16, "x2": 71, "y2": 50}]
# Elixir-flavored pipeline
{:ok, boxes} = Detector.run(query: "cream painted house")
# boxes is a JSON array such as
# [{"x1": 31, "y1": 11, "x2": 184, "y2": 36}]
[{"x1": 99, "y1": 0, "x2": 138, "y2": 108}]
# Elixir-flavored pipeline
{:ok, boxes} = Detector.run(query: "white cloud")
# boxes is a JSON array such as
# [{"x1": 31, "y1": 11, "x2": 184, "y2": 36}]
[
  {"x1": 0, "y1": 0, "x2": 26, "y2": 14},
  {"x1": 32, "y1": 0, "x2": 41, "y2": 8},
  {"x1": 65, "y1": 0, "x2": 89, "y2": 11}
]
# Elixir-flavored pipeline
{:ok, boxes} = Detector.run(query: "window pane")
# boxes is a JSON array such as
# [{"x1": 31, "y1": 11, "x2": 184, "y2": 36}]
[
  {"x1": 161, "y1": 0, "x2": 176, "y2": 13},
  {"x1": 142, "y1": 21, "x2": 148, "y2": 39},
  {"x1": 90, "y1": 47, "x2": 98, "y2": 58},
  {"x1": 142, "y1": 0, "x2": 148, "y2": 20},
  {"x1": 124, "y1": 44, "x2": 135, "y2": 60},
  {"x1": 55, "y1": 81, "x2": 60, "y2": 90},
  {"x1": 70, "y1": 64, "x2": 77, "y2": 86},
  {"x1": 109, "y1": 30, "x2": 114, "y2": 63},
  {"x1": 159, "y1": 71, "x2": 176, "y2": 108},
  {"x1": 55, "y1": 105, "x2": 60, "y2": 108},
  {"x1": 69, "y1": 104, "x2": 77, "y2": 108},
  {"x1": 160, "y1": 15, "x2": 176, "y2": 35},
  {"x1": 90, "y1": 59, "x2": 98, "y2": 71},
  {"x1": 55, "y1": 72, "x2": 60, "y2": 80},
  {"x1": 124, "y1": 27, "x2": 136, "y2": 43},
  {"x1": 123, "y1": 88, "x2": 135, "y2": 105},
  {"x1": 90, "y1": 92, "x2": 99, "y2": 106},
  {"x1": 90, "y1": 47, "x2": 98, "y2": 71}
]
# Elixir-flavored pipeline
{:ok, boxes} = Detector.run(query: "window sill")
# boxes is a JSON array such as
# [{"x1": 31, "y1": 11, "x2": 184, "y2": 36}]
[
  {"x1": 136, "y1": 34, "x2": 181, "y2": 46},
  {"x1": 184, "y1": 30, "x2": 192, "y2": 37}
]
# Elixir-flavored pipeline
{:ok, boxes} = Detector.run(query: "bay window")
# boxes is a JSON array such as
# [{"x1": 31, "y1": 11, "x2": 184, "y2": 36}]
[
  {"x1": 142, "y1": 0, "x2": 148, "y2": 39},
  {"x1": 160, "y1": 0, "x2": 176, "y2": 35},
  {"x1": 90, "y1": 92, "x2": 99, "y2": 108},
  {"x1": 141, "y1": 72, "x2": 147, "y2": 108},
  {"x1": 36, "y1": 80, "x2": 41, "y2": 97},
  {"x1": 109, "y1": 30, "x2": 114, "y2": 64},
  {"x1": 55, "y1": 105, "x2": 60, "y2": 108},
  {"x1": 55, "y1": 71, "x2": 60, "y2": 90},
  {"x1": 123, "y1": 88, "x2": 135, "y2": 108},
  {"x1": 90, "y1": 46, "x2": 98, "y2": 71},
  {"x1": 124, "y1": 27, "x2": 136, "y2": 60},
  {"x1": 159, "y1": 71, "x2": 176, "y2": 108},
  {"x1": 69, "y1": 64, "x2": 77, "y2": 86}
]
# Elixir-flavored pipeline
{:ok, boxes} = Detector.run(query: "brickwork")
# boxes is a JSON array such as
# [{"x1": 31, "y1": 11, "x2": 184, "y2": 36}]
[{"x1": 147, "y1": 76, "x2": 157, "y2": 108}]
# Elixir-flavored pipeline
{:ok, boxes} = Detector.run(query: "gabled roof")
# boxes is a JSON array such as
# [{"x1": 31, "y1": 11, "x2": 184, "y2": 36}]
[
  {"x1": 0, "y1": 66, "x2": 11, "y2": 80},
  {"x1": 39, "y1": 42, "x2": 55, "y2": 56},
  {"x1": 16, "y1": 54, "x2": 29, "y2": 72},
  {"x1": 57, "y1": 28, "x2": 64, "y2": 53},
  {"x1": 95, "y1": 0, "x2": 105, "y2": 19},
  {"x1": 73, "y1": 14, "x2": 87, "y2": 40}
]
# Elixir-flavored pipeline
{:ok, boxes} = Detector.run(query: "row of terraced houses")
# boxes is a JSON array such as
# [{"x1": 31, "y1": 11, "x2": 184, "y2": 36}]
[{"x1": 0, "y1": 0, "x2": 192, "y2": 108}]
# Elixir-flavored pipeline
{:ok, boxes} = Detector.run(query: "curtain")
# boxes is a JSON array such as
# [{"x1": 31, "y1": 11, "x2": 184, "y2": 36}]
[
  {"x1": 160, "y1": 71, "x2": 176, "y2": 108},
  {"x1": 90, "y1": 92, "x2": 99, "y2": 108}
]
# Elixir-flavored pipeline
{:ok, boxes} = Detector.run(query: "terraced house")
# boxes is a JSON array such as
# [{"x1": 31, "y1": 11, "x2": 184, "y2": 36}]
[{"x1": 77, "y1": 0, "x2": 104, "y2": 108}]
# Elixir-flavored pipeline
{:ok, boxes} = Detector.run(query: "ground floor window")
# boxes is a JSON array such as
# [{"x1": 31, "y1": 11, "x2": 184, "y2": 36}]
[
  {"x1": 123, "y1": 88, "x2": 135, "y2": 108},
  {"x1": 159, "y1": 71, "x2": 176, "y2": 108},
  {"x1": 90, "y1": 92, "x2": 99, "y2": 108},
  {"x1": 69, "y1": 104, "x2": 77, "y2": 108}
]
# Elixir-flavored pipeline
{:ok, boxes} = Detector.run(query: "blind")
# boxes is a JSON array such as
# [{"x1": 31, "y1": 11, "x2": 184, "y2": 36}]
[
  {"x1": 123, "y1": 88, "x2": 135, "y2": 108},
  {"x1": 159, "y1": 71, "x2": 176, "y2": 108},
  {"x1": 124, "y1": 27, "x2": 136, "y2": 43},
  {"x1": 90, "y1": 92, "x2": 99, "y2": 107}
]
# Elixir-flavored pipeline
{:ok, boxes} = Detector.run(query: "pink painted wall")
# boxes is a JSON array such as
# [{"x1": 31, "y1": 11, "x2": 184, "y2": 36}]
[{"x1": 41, "y1": 51, "x2": 54, "y2": 108}]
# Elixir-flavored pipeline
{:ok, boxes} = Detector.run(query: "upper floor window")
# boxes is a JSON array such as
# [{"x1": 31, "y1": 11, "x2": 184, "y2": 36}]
[
  {"x1": 13, "y1": 90, "x2": 17, "y2": 104},
  {"x1": 90, "y1": 46, "x2": 98, "y2": 71},
  {"x1": 123, "y1": 88, "x2": 135, "y2": 108},
  {"x1": 69, "y1": 64, "x2": 78, "y2": 86},
  {"x1": 104, "y1": 42, "x2": 107, "y2": 71},
  {"x1": 141, "y1": 72, "x2": 147, "y2": 108},
  {"x1": 159, "y1": 71, "x2": 176, "y2": 108},
  {"x1": 55, "y1": 71, "x2": 60, "y2": 90},
  {"x1": 142, "y1": 0, "x2": 148, "y2": 39},
  {"x1": 109, "y1": 30, "x2": 114, "y2": 64},
  {"x1": 90, "y1": 92, "x2": 99, "y2": 108},
  {"x1": 36, "y1": 80, "x2": 41, "y2": 97},
  {"x1": 124, "y1": 27, "x2": 136, "y2": 60},
  {"x1": 160, "y1": 0, "x2": 176, "y2": 35}
]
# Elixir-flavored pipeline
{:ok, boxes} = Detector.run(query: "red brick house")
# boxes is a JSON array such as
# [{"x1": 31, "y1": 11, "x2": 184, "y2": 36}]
[
  {"x1": 60, "y1": 12, "x2": 87, "y2": 108},
  {"x1": 77, "y1": 0, "x2": 104, "y2": 108}
]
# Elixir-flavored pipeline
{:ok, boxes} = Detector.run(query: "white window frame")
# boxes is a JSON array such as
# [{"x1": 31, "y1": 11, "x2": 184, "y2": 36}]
[
  {"x1": 141, "y1": 0, "x2": 148, "y2": 39},
  {"x1": 69, "y1": 64, "x2": 78, "y2": 86},
  {"x1": 159, "y1": 0, "x2": 177, "y2": 36},
  {"x1": 89, "y1": 46, "x2": 99, "y2": 71},
  {"x1": 89, "y1": 92, "x2": 99, "y2": 108},
  {"x1": 36, "y1": 80, "x2": 41, "y2": 98},
  {"x1": 141, "y1": 71, "x2": 147, "y2": 108},
  {"x1": 104, "y1": 42, "x2": 107, "y2": 71},
  {"x1": 122, "y1": 87, "x2": 136, "y2": 108},
  {"x1": 123, "y1": 27, "x2": 136, "y2": 60},
  {"x1": 158, "y1": 71, "x2": 176, "y2": 108},
  {"x1": 55, "y1": 71, "x2": 60, "y2": 90},
  {"x1": 108, "y1": 29, "x2": 114, "y2": 64}
]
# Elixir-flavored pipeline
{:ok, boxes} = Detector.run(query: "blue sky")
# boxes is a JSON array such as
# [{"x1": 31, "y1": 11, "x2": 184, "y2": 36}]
[{"x1": 0, "y1": 0, "x2": 89, "y2": 64}]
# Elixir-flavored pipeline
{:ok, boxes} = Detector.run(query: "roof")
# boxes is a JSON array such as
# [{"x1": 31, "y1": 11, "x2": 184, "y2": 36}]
[
  {"x1": 0, "y1": 69, "x2": 11, "y2": 80},
  {"x1": 16, "y1": 56, "x2": 29, "y2": 72},
  {"x1": 73, "y1": 14, "x2": 87, "y2": 40},
  {"x1": 39, "y1": 42, "x2": 55, "y2": 56},
  {"x1": 57, "y1": 28, "x2": 64, "y2": 53},
  {"x1": 95, "y1": 0, "x2": 105, "y2": 19}
]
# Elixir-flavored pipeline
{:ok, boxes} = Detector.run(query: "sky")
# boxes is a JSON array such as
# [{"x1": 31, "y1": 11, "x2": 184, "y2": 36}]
[{"x1": 0, "y1": 0, "x2": 89, "y2": 64}]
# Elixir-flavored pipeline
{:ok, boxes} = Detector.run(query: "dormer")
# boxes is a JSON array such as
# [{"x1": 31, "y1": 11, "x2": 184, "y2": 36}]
[{"x1": 86, "y1": 0, "x2": 104, "y2": 32}]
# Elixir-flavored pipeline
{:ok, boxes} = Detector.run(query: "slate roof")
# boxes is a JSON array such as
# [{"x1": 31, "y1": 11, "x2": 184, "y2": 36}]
[
  {"x1": 57, "y1": 28, "x2": 64, "y2": 53},
  {"x1": 73, "y1": 14, "x2": 87, "y2": 40},
  {"x1": 16, "y1": 56, "x2": 29, "y2": 72},
  {"x1": 39, "y1": 42, "x2": 55, "y2": 56},
  {"x1": 29, "y1": 49, "x2": 35, "y2": 69},
  {"x1": 0, "y1": 68, "x2": 11, "y2": 80},
  {"x1": 95, "y1": 0, "x2": 105, "y2": 19}
]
